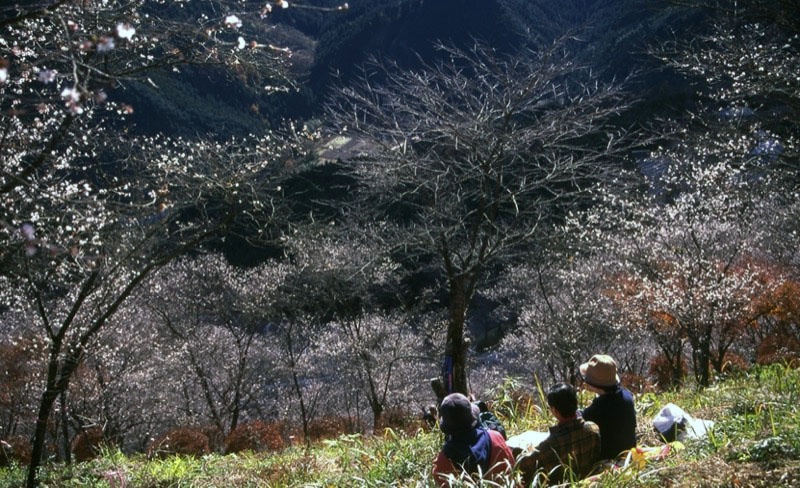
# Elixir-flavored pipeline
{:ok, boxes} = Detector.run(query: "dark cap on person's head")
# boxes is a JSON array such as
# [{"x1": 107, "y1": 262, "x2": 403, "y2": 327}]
[
  {"x1": 547, "y1": 383, "x2": 578, "y2": 417},
  {"x1": 438, "y1": 393, "x2": 479, "y2": 434}
]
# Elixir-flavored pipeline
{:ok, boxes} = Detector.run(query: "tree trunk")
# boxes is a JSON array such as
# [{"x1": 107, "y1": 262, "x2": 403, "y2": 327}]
[
  {"x1": 26, "y1": 387, "x2": 58, "y2": 488},
  {"x1": 292, "y1": 368, "x2": 310, "y2": 445},
  {"x1": 59, "y1": 391, "x2": 71, "y2": 464},
  {"x1": 694, "y1": 329, "x2": 713, "y2": 387},
  {"x1": 369, "y1": 398, "x2": 384, "y2": 432},
  {"x1": 445, "y1": 278, "x2": 470, "y2": 395}
]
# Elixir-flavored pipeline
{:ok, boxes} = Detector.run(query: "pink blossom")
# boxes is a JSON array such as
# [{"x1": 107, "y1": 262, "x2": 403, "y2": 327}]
[
  {"x1": 38, "y1": 70, "x2": 57, "y2": 83},
  {"x1": 24, "y1": 243, "x2": 37, "y2": 257},
  {"x1": 21, "y1": 224, "x2": 35, "y2": 240},
  {"x1": 97, "y1": 36, "x2": 115, "y2": 53}
]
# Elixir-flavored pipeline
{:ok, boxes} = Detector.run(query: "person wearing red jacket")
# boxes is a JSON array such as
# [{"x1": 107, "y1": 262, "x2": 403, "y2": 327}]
[{"x1": 432, "y1": 393, "x2": 516, "y2": 487}]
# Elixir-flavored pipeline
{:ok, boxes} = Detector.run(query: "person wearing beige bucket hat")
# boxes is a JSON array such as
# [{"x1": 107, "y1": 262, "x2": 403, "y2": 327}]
[{"x1": 578, "y1": 354, "x2": 637, "y2": 460}]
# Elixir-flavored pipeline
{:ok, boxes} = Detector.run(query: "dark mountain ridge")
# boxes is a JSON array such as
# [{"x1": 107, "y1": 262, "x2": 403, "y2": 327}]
[{"x1": 120, "y1": 0, "x2": 706, "y2": 139}]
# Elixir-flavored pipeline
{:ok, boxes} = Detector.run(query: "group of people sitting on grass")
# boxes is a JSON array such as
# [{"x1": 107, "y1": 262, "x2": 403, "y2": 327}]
[{"x1": 432, "y1": 354, "x2": 637, "y2": 487}]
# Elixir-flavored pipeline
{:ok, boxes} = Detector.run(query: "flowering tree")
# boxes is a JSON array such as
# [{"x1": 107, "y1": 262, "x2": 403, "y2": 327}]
[
  {"x1": 0, "y1": 314, "x2": 47, "y2": 442},
  {"x1": 327, "y1": 40, "x2": 639, "y2": 395},
  {"x1": 583, "y1": 156, "x2": 775, "y2": 387},
  {"x1": 260, "y1": 232, "x2": 411, "y2": 438},
  {"x1": 142, "y1": 255, "x2": 290, "y2": 440},
  {"x1": 325, "y1": 311, "x2": 432, "y2": 430},
  {"x1": 0, "y1": 1, "x2": 336, "y2": 484},
  {"x1": 491, "y1": 256, "x2": 628, "y2": 385},
  {"x1": 62, "y1": 298, "x2": 180, "y2": 452}
]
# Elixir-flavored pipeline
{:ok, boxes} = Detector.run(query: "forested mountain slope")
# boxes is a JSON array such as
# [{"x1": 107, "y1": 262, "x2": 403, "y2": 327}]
[{"x1": 123, "y1": 0, "x2": 703, "y2": 138}]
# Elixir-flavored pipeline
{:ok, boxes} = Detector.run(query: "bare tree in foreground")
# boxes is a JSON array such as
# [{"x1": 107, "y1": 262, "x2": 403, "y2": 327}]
[{"x1": 327, "y1": 41, "x2": 639, "y2": 394}]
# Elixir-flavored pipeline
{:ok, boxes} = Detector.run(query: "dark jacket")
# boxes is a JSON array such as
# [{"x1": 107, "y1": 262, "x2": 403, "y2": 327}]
[{"x1": 581, "y1": 385, "x2": 636, "y2": 459}]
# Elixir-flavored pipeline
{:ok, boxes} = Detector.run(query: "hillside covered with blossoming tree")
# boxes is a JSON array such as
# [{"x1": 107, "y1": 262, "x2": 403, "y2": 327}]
[{"x1": 1, "y1": 1, "x2": 799, "y2": 487}]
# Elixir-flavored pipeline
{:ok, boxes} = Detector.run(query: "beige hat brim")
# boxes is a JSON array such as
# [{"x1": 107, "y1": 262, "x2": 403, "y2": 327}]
[{"x1": 579, "y1": 361, "x2": 620, "y2": 387}]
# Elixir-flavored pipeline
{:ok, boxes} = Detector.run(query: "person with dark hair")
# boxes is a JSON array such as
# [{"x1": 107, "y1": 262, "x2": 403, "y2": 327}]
[
  {"x1": 518, "y1": 383, "x2": 601, "y2": 486},
  {"x1": 579, "y1": 354, "x2": 637, "y2": 460},
  {"x1": 432, "y1": 393, "x2": 516, "y2": 487}
]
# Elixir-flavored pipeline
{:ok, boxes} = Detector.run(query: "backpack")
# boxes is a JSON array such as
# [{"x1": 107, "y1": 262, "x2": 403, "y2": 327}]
[{"x1": 476, "y1": 401, "x2": 507, "y2": 439}]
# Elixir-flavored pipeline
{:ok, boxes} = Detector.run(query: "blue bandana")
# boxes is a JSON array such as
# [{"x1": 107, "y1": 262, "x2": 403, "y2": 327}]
[{"x1": 442, "y1": 427, "x2": 491, "y2": 475}]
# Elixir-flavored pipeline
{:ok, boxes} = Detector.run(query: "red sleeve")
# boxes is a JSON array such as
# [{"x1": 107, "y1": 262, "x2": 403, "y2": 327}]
[{"x1": 432, "y1": 450, "x2": 457, "y2": 488}]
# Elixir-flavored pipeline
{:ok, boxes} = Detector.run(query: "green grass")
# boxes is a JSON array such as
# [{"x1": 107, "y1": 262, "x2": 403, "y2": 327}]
[{"x1": 2, "y1": 364, "x2": 799, "y2": 487}]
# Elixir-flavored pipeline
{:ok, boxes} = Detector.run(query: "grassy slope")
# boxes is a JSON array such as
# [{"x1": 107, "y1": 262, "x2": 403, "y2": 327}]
[{"x1": 1, "y1": 364, "x2": 798, "y2": 487}]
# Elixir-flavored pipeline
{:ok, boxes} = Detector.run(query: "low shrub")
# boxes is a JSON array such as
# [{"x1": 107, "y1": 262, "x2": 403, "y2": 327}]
[
  {"x1": 224, "y1": 420, "x2": 284, "y2": 454},
  {"x1": 714, "y1": 351, "x2": 749, "y2": 374},
  {"x1": 71, "y1": 426, "x2": 109, "y2": 462},
  {"x1": 375, "y1": 408, "x2": 423, "y2": 435},
  {"x1": 307, "y1": 416, "x2": 359, "y2": 441},
  {"x1": 146, "y1": 426, "x2": 210, "y2": 458},
  {"x1": 619, "y1": 371, "x2": 655, "y2": 393},
  {"x1": 0, "y1": 436, "x2": 31, "y2": 467},
  {"x1": 756, "y1": 331, "x2": 800, "y2": 365},
  {"x1": 648, "y1": 353, "x2": 688, "y2": 390}
]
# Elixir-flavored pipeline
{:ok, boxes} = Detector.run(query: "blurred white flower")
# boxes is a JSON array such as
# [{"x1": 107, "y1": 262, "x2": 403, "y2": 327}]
[
  {"x1": 61, "y1": 87, "x2": 84, "y2": 114},
  {"x1": 97, "y1": 36, "x2": 115, "y2": 52},
  {"x1": 38, "y1": 69, "x2": 57, "y2": 83},
  {"x1": 260, "y1": 4, "x2": 273, "y2": 17},
  {"x1": 224, "y1": 15, "x2": 242, "y2": 28},
  {"x1": 237, "y1": 36, "x2": 246, "y2": 50},
  {"x1": 116, "y1": 23, "x2": 136, "y2": 40},
  {"x1": 280, "y1": 1, "x2": 289, "y2": 8},
  {"x1": 61, "y1": 86, "x2": 80, "y2": 102},
  {"x1": 21, "y1": 224, "x2": 35, "y2": 240},
  {"x1": 0, "y1": 67, "x2": 7, "y2": 83}
]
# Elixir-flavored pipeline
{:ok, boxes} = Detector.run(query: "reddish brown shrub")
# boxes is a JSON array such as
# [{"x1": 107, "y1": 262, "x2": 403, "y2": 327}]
[
  {"x1": 756, "y1": 331, "x2": 800, "y2": 365},
  {"x1": 307, "y1": 416, "x2": 357, "y2": 441},
  {"x1": 374, "y1": 408, "x2": 422, "y2": 435},
  {"x1": 201, "y1": 425, "x2": 224, "y2": 453},
  {"x1": 714, "y1": 351, "x2": 750, "y2": 373},
  {"x1": 224, "y1": 420, "x2": 284, "y2": 454},
  {"x1": 648, "y1": 353, "x2": 688, "y2": 390},
  {"x1": 71, "y1": 427, "x2": 110, "y2": 462},
  {"x1": 0, "y1": 436, "x2": 31, "y2": 467},
  {"x1": 146, "y1": 427, "x2": 210, "y2": 458},
  {"x1": 619, "y1": 372, "x2": 655, "y2": 394}
]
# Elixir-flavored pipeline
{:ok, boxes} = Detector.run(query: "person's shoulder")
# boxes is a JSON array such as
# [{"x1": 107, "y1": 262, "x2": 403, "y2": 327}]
[
  {"x1": 620, "y1": 386, "x2": 635, "y2": 400},
  {"x1": 487, "y1": 428, "x2": 508, "y2": 445},
  {"x1": 582, "y1": 419, "x2": 601, "y2": 435}
]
